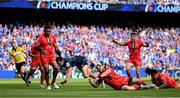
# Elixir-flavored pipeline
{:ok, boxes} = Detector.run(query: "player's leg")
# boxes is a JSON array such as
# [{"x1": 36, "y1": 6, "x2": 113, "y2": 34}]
[
  {"x1": 41, "y1": 56, "x2": 52, "y2": 89},
  {"x1": 134, "y1": 57, "x2": 142, "y2": 79},
  {"x1": 80, "y1": 56, "x2": 95, "y2": 78},
  {"x1": 175, "y1": 83, "x2": 180, "y2": 88},
  {"x1": 125, "y1": 62, "x2": 133, "y2": 78},
  {"x1": 43, "y1": 64, "x2": 50, "y2": 85},
  {"x1": 81, "y1": 65, "x2": 90, "y2": 78},
  {"x1": 131, "y1": 77, "x2": 146, "y2": 85},
  {"x1": 49, "y1": 60, "x2": 59, "y2": 89},
  {"x1": 39, "y1": 64, "x2": 45, "y2": 87},
  {"x1": 25, "y1": 61, "x2": 40, "y2": 86},
  {"x1": 134, "y1": 66, "x2": 140, "y2": 79},
  {"x1": 87, "y1": 66, "x2": 97, "y2": 79},
  {"x1": 25, "y1": 67, "x2": 36, "y2": 86},
  {"x1": 173, "y1": 77, "x2": 179, "y2": 81},
  {"x1": 121, "y1": 85, "x2": 139, "y2": 90},
  {"x1": 16, "y1": 62, "x2": 26, "y2": 81}
]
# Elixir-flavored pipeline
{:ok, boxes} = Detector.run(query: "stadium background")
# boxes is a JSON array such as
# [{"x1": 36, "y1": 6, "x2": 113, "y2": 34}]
[
  {"x1": 0, "y1": 1, "x2": 180, "y2": 98},
  {"x1": 0, "y1": 0, "x2": 179, "y2": 79}
]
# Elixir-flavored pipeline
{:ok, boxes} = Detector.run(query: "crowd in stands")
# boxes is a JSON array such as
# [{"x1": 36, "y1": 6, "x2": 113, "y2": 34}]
[
  {"x1": 0, "y1": 24, "x2": 179, "y2": 72},
  {"x1": 45, "y1": 0, "x2": 180, "y2": 5}
]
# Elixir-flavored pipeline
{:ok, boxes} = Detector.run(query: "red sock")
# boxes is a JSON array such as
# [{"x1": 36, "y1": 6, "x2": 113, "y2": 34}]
[
  {"x1": 140, "y1": 80, "x2": 146, "y2": 85},
  {"x1": 133, "y1": 85, "x2": 140, "y2": 90}
]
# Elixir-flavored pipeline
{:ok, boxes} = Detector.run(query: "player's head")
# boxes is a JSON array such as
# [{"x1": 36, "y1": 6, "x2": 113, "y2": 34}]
[
  {"x1": 56, "y1": 57, "x2": 64, "y2": 66},
  {"x1": 33, "y1": 35, "x2": 39, "y2": 42},
  {"x1": 10, "y1": 41, "x2": 17, "y2": 49},
  {"x1": 96, "y1": 64, "x2": 104, "y2": 73},
  {"x1": 145, "y1": 68, "x2": 158, "y2": 76},
  {"x1": 44, "y1": 25, "x2": 51, "y2": 36},
  {"x1": 130, "y1": 33, "x2": 136, "y2": 41}
]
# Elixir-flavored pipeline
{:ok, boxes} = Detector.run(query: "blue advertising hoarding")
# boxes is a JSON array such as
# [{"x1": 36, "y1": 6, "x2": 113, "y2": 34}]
[
  {"x1": 0, "y1": 0, "x2": 179, "y2": 13},
  {"x1": 1, "y1": 69, "x2": 180, "y2": 79},
  {"x1": 0, "y1": 70, "x2": 16, "y2": 79}
]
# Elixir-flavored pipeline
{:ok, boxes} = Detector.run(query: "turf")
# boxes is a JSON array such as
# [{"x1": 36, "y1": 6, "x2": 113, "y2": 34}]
[{"x1": 0, "y1": 78, "x2": 180, "y2": 98}]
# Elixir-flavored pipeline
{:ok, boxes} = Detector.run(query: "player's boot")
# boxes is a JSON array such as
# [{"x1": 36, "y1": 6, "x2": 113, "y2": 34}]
[
  {"x1": 40, "y1": 84, "x2": 46, "y2": 88},
  {"x1": 175, "y1": 78, "x2": 179, "y2": 81},
  {"x1": 147, "y1": 84, "x2": 156, "y2": 88},
  {"x1": 47, "y1": 85, "x2": 52, "y2": 90},
  {"x1": 51, "y1": 83, "x2": 59, "y2": 89},
  {"x1": 140, "y1": 85, "x2": 149, "y2": 89},
  {"x1": 24, "y1": 73, "x2": 30, "y2": 86}
]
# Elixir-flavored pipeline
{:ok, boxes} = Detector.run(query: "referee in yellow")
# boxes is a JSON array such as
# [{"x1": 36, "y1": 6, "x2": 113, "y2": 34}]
[{"x1": 9, "y1": 41, "x2": 29, "y2": 82}]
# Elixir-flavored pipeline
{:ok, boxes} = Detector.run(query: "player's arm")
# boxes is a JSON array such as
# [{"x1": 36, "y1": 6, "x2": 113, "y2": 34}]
[
  {"x1": 53, "y1": 36, "x2": 61, "y2": 57},
  {"x1": 112, "y1": 40, "x2": 126, "y2": 46},
  {"x1": 142, "y1": 42, "x2": 149, "y2": 47},
  {"x1": 29, "y1": 52, "x2": 36, "y2": 58},
  {"x1": 34, "y1": 38, "x2": 46, "y2": 54},
  {"x1": 158, "y1": 77, "x2": 167, "y2": 89},
  {"x1": 22, "y1": 48, "x2": 29, "y2": 58},
  {"x1": 9, "y1": 52, "x2": 15, "y2": 64},
  {"x1": 60, "y1": 62, "x2": 72, "y2": 85},
  {"x1": 99, "y1": 69, "x2": 111, "y2": 78},
  {"x1": 29, "y1": 48, "x2": 38, "y2": 58},
  {"x1": 65, "y1": 67, "x2": 72, "y2": 81},
  {"x1": 54, "y1": 44, "x2": 61, "y2": 57}
]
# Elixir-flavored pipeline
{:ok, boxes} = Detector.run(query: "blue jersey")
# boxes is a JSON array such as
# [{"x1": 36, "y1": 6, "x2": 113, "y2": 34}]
[{"x1": 59, "y1": 56, "x2": 88, "y2": 73}]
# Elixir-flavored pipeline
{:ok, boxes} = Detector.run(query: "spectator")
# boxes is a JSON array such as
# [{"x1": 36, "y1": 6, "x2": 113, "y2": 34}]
[{"x1": 0, "y1": 24, "x2": 178, "y2": 74}]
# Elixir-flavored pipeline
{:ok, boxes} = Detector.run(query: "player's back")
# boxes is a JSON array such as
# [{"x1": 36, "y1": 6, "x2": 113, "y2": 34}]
[
  {"x1": 69, "y1": 56, "x2": 84, "y2": 66},
  {"x1": 157, "y1": 73, "x2": 177, "y2": 88},
  {"x1": 102, "y1": 67, "x2": 129, "y2": 90}
]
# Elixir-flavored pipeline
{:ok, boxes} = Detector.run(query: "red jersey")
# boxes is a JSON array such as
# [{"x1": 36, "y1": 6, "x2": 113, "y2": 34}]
[
  {"x1": 101, "y1": 67, "x2": 129, "y2": 90},
  {"x1": 31, "y1": 43, "x2": 41, "y2": 58},
  {"x1": 30, "y1": 43, "x2": 41, "y2": 68},
  {"x1": 125, "y1": 39, "x2": 143, "y2": 58},
  {"x1": 36, "y1": 34, "x2": 57, "y2": 56},
  {"x1": 153, "y1": 73, "x2": 177, "y2": 88}
]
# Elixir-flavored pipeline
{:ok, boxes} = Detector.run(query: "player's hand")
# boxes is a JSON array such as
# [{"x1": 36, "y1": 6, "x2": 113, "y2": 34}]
[
  {"x1": 95, "y1": 77, "x2": 102, "y2": 84},
  {"x1": 41, "y1": 50, "x2": 48, "y2": 55},
  {"x1": 33, "y1": 55, "x2": 39, "y2": 58},
  {"x1": 112, "y1": 40, "x2": 117, "y2": 44},
  {"x1": 154, "y1": 86, "x2": 159, "y2": 89},
  {"x1": 144, "y1": 42, "x2": 149, "y2": 47},
  {"x1": 60, "y1": 80, "x2": 67, "y2": 85}
]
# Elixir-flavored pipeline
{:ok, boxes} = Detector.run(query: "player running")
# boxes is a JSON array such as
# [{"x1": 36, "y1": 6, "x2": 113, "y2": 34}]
[
  {"x1": 113, "y1": 32, "x2": 149, "y2": 78},
  {"x1": 35, "y1": 25, "x2": 61, "y2": 90},
  {"x1": 25, "y1": 35, "x2": 45, "y2": 87},
  {"x1": 9, "y1": 41, "x2": 29, "y2": 83}
]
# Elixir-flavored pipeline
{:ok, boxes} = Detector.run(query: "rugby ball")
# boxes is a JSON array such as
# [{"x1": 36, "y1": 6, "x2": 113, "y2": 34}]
[{"x1": 89, "y1": 77, "x2": 100, "y2": 88}]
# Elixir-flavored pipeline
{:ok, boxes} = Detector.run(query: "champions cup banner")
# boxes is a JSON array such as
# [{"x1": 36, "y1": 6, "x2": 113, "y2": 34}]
[{"x1": 0, "y1": 0, "x2": 179, "y2": 13}]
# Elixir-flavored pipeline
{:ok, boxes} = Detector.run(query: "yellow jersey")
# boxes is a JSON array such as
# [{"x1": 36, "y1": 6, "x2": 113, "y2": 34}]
[{"x1": 9, "y1": 47, "x2": 26, "y2": 64}]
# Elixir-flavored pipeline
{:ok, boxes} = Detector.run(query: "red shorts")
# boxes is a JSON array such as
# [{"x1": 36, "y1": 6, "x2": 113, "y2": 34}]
[
  {"x1": 128, "y1": 56, "x2": 142, "y2": 67},
  {"x1": 31, "y1": 58, "x2": 42, "y2": 69},
  {"x1": 113, "y1": 77, "x2": 129, "y2": 90},
  {"x1": 40, "y1": 55, "x2": 56, "y2": 65}
]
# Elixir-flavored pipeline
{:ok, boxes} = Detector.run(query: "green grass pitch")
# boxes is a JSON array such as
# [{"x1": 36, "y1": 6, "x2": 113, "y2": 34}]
[{"x1": 0, "y1": 78, "x2": 180, "y2": 98}]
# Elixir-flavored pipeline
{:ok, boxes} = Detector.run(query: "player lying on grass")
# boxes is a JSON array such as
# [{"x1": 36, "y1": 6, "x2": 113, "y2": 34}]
[
  {"x1": 90, "y1": 64, "x2": 155, "y2": 90},
  {"x1": 56, "y1": 55, "x2": 97, "y2": 85},
  {"x1": 145, "y1": 68, "x2": 180, "y2": 89}
]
